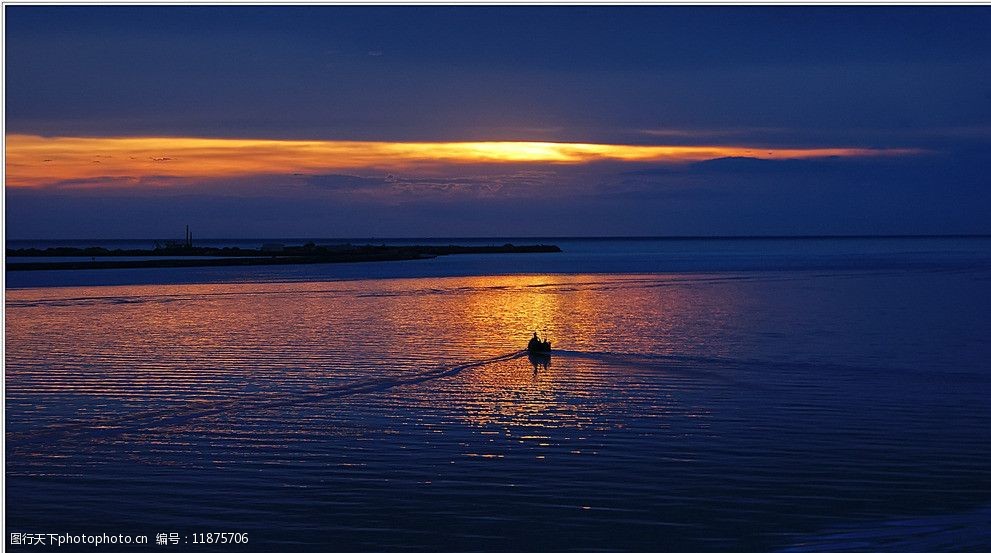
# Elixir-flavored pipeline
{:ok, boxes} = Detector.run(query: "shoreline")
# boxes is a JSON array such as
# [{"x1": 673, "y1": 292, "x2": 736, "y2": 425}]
[{"x1": 5, "y1": 244, "x2": 561, "y2": 271}]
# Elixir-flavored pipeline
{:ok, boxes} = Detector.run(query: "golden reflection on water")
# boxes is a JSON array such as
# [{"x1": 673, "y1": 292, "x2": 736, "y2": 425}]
[
  {"x1": 6, "y1": 273, "x2": 743, "y2": 446},
  {"x1": 445, "y1": 273, "x2": 742, "y2": 357},
  {"x1": 415, "y1": 274, "x2": 741, "y2": 433}
]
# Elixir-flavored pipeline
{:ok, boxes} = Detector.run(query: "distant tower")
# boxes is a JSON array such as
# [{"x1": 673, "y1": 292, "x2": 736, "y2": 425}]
[{"x1": 185, "y1": 225, "x2": 192, "y2": 248}]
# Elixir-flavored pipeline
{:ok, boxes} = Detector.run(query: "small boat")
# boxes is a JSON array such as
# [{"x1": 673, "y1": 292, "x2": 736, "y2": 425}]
[{"x1": 526, "y1": 333, "x2": 552, "y2": 355}]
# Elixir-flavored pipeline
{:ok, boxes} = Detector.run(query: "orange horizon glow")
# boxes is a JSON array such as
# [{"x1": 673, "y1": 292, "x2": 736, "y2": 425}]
[{"x1": 5, "y1": 134, "x2": 924, "y2": 188}]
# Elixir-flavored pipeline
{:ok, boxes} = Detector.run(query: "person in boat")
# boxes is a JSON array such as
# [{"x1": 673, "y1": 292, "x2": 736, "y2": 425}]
[
  {"x1": 528, "y1": 332, "x2": 542, "y2": 350},
  {"x1": 528, "y1": 332, "x2": 550, "y2": 352}
]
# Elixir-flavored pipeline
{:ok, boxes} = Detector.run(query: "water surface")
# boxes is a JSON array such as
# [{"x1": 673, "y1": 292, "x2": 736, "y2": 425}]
[{"x1": 6, "y1": 241, "x2": 991, "y2": 551}]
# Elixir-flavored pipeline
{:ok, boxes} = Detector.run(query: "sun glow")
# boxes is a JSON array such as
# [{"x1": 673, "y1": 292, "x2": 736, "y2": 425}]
[{"x1": 5, "y1": 134, "x2": 923, "y2": 188}]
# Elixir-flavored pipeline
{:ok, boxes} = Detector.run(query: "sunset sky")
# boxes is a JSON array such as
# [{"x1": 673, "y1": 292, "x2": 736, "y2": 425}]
[{"x1": 6, "y1": 6, "x2": 991, "y2": 237}]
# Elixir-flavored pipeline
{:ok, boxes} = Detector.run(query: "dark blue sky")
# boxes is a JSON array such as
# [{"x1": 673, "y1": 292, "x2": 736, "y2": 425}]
[{"x1": 6, "y1": 6, "x2": 991, "y2": 238}]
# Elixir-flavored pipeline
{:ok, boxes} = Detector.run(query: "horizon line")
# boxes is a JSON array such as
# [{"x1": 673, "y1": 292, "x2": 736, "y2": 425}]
[{"x1": 7, "y1": 233, "x2": 991, "y2": 243}]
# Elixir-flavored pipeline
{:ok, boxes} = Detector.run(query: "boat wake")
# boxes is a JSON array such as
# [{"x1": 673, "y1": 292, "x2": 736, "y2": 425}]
[{"x1": 8, "y1": 350, "x2": 527, "y2": 446}]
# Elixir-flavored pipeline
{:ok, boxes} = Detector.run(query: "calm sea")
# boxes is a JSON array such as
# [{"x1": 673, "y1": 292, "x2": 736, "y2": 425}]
[{"x1": 6, "y1": 237, "x2": 991, "y2": 551}]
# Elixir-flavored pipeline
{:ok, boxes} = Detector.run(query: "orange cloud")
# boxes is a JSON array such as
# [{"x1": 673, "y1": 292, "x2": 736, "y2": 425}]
[{"x1": 5, "y1": 134, "x2": 923, "y2": 188}]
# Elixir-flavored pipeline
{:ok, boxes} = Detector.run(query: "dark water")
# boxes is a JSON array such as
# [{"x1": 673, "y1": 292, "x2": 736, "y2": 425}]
[{"x1": 5, "y1": 238, "x2": 991, "y2": 551}]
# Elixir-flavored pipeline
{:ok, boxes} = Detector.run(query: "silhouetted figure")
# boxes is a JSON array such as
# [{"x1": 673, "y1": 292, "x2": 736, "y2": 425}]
[{"x1": 527, "y1": 332, "x2": 551, "y2": 354}]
